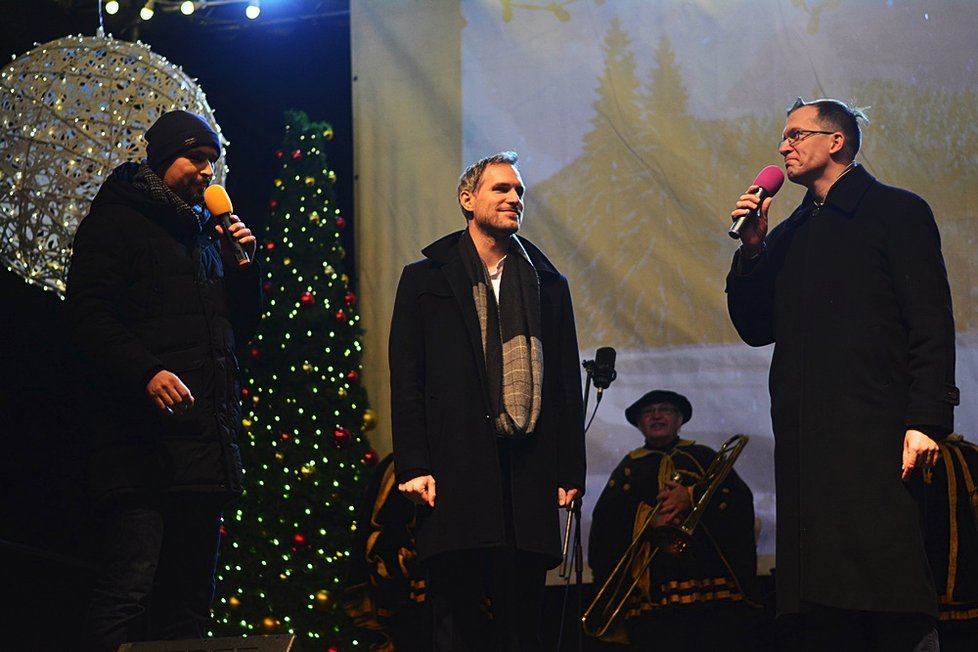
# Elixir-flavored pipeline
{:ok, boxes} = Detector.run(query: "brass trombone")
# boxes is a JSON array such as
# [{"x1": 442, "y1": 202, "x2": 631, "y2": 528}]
[{"x1": 581, "y1": 434, "x2": 750, "y2": 639}]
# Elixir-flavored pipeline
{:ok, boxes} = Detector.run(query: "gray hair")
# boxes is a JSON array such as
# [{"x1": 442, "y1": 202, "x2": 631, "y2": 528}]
[{"x1": 788, "y1": 97, "x2": 869, "y2": 162}]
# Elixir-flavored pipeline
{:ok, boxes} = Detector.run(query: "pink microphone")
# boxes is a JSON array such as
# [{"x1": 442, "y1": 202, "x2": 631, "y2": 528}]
[{"x1": 729, "y1": 165, "x2": 785, "y2": 239}]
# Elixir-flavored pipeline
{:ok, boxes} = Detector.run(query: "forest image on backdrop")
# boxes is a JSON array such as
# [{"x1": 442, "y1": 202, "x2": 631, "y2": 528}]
[{"x1": 531, "y1": 17, "x2": 978, "y2": 351}]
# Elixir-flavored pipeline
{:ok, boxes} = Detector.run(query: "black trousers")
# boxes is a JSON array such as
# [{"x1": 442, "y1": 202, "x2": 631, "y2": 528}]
[
  {"x1": 779, "y1": 606, "x2": 940, "y2": 652},
  {"x1": 425, "y1": 547, "x2": 549, "y2": 652},
  {"x1": 82, "y1": 493, "x2": 224, "y2": 652}
]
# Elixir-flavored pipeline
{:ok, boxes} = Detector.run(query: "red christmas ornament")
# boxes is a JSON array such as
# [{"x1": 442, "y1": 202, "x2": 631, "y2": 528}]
[
  {"x1": 265, "y1": 240, "x2": 276, "y2": 252},
  {"x1": 333, "y1": 427, "x2": 351, "y2": 447},
  {"x1": 280, "y1": 432, "x2": 291, "y2": 441},
  {"x1": 291, "y1": 149, "x2": 303, "y2": 160},
  {"x1": 346, "y1": 369, "x2": 359, "y2": 382},
  {"x1": 335, "y1": 215, "x2": 346, "y2": 230},
  {"x1": 363, "y1": 449, "x2": 379, "y2": 466},
  {"x1": 241, "y1": 387, "x2": 250, "y2": 398},
  {"x1": 300, "y1": 291, "x2": 316, "y2": 307},
  {"x1": 249, "y1": 347, "x2": 261, "y2": 361},
  {"x1": 262, "y1": 281, "x2": 275, "y2": 296},
  {"x1": 344, "y1": 291, "x2": 357, "y2": 307},
  {"x1": 269, "y1": 199, "x2": 279, "y2": 210},
  {"x1": 335, "y1": 309, "x2": 346, "y2": 322},
  {"x1": 292, "y1": 533, "x2": 310, "y2": 553}
]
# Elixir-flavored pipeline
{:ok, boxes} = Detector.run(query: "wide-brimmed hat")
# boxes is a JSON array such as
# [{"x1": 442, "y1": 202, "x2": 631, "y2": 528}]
[{"x1": 624, "y1": 389, "x2": 692, "y2": 426}]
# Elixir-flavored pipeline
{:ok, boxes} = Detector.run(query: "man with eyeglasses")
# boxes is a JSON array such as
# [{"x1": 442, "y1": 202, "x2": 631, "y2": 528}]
[
  {"x1": 588, "y1": 390, "x2": 759, "y2": 651},
  {"x1": 726, "y1": 98, "x2": 958, "y2": 651}
]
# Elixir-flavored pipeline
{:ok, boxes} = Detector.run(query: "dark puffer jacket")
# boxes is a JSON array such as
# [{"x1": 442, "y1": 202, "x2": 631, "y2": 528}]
[{"x1": 66, "y1": 162, "x2": 261, "y2": 502}]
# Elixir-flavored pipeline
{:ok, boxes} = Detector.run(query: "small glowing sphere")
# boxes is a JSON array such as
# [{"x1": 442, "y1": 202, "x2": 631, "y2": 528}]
[{"x1": 105, "y1": 1, "x2": 120, "y2": 15}]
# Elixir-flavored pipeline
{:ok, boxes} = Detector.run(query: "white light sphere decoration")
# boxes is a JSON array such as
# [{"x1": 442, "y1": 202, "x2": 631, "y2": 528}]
[{"x1": 0, "y1": 34, "x2": 227, "y2": 296}]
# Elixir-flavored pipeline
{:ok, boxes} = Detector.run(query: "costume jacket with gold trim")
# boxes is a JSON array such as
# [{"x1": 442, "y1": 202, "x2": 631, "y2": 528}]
[
  {"x1": 588, "y1": 437, "x2": 758, "y2": 618},
  {"x1": 924, "y1": 435, "x2": 978, "y2": 624}
]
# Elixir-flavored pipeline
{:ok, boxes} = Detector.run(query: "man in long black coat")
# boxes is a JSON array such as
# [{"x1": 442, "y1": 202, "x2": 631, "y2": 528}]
[
  {"x1": 726, "y1": 98, "x2": 958, "y2": 651},
  {"x1": 66, "y1": 110, "x2": 261, "y2": 652},
  {"x1": 389, "y1": 151, "x2": 586, "y2": 651}
]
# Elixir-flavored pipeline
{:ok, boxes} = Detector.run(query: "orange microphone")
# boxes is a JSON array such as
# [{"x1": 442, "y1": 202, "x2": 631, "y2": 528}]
[{"x1": 204, "y1": 184, "x2": 251, "y2": 267}]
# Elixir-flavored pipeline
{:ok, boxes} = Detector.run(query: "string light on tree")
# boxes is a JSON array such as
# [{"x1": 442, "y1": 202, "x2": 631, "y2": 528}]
[{"x1": 212, "y1": 111, "x2": 372, "y2": 650}]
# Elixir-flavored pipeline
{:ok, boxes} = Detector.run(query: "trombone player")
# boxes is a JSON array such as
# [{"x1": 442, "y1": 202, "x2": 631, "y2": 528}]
[{"x1": 588, "y1": 390, "x2": 759, "y2": 651}]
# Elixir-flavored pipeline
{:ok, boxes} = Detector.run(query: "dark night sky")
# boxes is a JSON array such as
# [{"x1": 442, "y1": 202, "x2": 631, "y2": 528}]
[{"x1": 1, "y1": 0, "x2": 354, "y2": 247}]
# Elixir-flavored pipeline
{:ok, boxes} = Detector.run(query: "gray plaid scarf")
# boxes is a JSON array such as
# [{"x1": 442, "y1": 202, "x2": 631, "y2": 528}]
[{"x1": 459, "y1": 229, "x2": 543, "y2": 439}]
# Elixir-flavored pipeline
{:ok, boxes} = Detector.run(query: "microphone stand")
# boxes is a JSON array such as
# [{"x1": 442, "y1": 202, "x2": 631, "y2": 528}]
[{"x1": 557, "y1": 357, "x2": 606, "y2": 652}]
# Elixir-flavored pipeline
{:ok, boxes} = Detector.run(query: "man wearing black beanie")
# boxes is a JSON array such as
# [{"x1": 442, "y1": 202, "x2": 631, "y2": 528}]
[
  {"x1": 66, "y1": 109, "x2": 261, "y2": 651},
  {"x1": 145, "y1": 109, "x2": 223, "y2": 175}
]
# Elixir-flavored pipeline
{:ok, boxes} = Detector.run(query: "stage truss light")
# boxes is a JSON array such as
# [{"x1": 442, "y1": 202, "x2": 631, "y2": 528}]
[
  {"x1": 104, "y1": 0, "x2": 120, "y2": 15},
  {"x1": 140, "y1": 0, "x2": 156, "y2": 21},
  {"x1": 245, "y1": 0, "x2": 260, "y2": 20}
]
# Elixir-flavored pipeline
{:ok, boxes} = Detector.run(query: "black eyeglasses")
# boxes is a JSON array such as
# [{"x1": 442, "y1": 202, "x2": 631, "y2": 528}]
[{"x1": 779, "y1": 129, "x2": 835, "y2": 147}]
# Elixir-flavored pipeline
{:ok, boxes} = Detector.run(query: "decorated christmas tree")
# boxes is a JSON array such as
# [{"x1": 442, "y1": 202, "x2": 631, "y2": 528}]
[{"x1": 212, "y1": 110, "x2": 378, "y2": 650}]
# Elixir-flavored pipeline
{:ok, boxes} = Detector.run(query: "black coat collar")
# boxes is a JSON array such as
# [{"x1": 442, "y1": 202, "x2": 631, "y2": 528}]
[
  {"x1": 804, "y1": 162, "x2": 876, "y2": 218},
  {"x1": 421, "y1": 229, "x2": 561, "y2": 278}
]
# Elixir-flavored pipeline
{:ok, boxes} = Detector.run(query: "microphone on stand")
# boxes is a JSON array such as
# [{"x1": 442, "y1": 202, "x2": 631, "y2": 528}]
[{"x1": 592, "y1": 346, "x2": 617, "y2": 396}]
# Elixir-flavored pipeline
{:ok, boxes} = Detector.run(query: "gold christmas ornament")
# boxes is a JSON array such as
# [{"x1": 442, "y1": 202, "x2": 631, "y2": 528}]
[
  {"x1": 0, "y1": 35, "x2": 226, "y2": 295},
  {"x1": 228, "y1": 596, "x2": 241, "y2": 609},
  {"x1": 314, "y1": 589, "x2": 332, "y2": 610},
  {"x1": 363, "y1": 409, "x2": 378, "y2": 431}
]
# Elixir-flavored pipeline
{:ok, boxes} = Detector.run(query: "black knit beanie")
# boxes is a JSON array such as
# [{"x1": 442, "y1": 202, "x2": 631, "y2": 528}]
[{"x1": 145, "y1": 110, "x2": 222, "y2": 173}]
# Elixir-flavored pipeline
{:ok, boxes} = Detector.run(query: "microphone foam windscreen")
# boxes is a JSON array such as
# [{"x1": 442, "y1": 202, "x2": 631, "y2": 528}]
[
  {"x1": 753, "y1": 165, "x2": 785, "y2": 196},
  {"x1": 204, "y1": 184, "x2": 233, "y2": 215}
]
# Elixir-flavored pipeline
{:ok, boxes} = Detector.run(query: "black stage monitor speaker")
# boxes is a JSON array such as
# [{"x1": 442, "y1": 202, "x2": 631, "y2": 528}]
[{"x1": 117, "y1": 635, "x2": 299, "y2": 652}]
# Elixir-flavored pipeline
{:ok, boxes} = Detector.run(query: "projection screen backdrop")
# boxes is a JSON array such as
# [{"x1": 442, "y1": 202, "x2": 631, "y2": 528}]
[{"x1": 352, "y1": 0, "x2": 978, "y2": 571}]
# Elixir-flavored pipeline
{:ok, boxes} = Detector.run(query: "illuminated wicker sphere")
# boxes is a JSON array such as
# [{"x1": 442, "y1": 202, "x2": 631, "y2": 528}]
[{"x1": 0, "y1": 35, "x2": 227, "y2": 295}]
